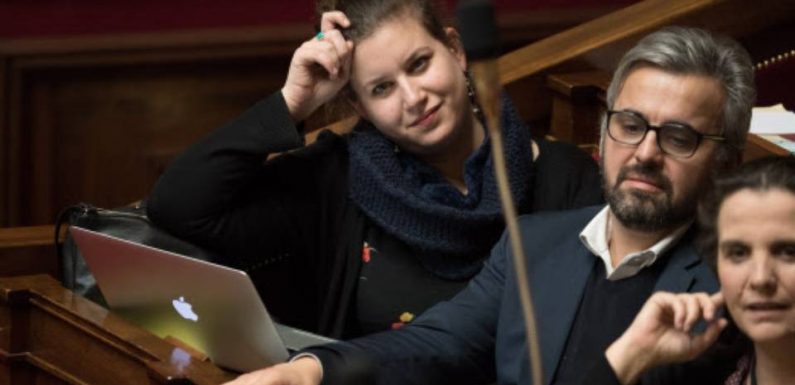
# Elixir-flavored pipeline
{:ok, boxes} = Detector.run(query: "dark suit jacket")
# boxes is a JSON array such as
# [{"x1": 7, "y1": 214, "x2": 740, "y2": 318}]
[{"x1": 311, "y1": 206, "x2": 719, "y2": 385}]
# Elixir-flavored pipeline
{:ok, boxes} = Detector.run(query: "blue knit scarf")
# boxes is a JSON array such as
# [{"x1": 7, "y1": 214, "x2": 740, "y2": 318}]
[{"x1": 347, "y1": 96, "x2": 534, "y2": 278}]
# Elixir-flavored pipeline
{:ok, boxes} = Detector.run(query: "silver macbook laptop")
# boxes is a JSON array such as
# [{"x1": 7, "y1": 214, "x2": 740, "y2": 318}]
[{"x1": 69, "y1": 225, "x2": 334, "y2": 372}]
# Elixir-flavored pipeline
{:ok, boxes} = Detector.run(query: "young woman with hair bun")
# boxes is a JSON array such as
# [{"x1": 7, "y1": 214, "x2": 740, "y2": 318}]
[{"x1": 148, "y1": 0, "x2": 602, "y2": 340}]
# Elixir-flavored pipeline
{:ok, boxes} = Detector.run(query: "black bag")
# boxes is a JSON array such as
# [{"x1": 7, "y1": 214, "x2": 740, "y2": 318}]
[{"x1": 55, "y1": 202, "x2": 218, "y2": 306}]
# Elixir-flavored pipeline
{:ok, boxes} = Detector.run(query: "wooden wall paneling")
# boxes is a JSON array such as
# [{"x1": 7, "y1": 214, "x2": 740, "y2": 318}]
[
  {"x1": 0, "y1": 56, "x2": 7, "y2": 226},
  {"x1": 0, "y1": 25, "x2": 308, "y2": 226},
  {"x1": 0, "y1": 226, "x2": 58, "y2": 279},
  {"x1": 546, "y1": 71, "x2": 610, "y2": 145},
  {"x1": 4, "y1": 29, "x2": 304, "y2": 226},
  {"x1": 27, "y1": 76, "x2": 55, "y2": 228},
  {"x1": 0, "y1": 23, "x2": 312, "y2": 59},
  {"x1": 5, "y1": 61, "x2": 24, "y2": 227},
  {"x1": 73, "y1": 60, "x2": 284, "y2": 223},
  {"x1": 504, "y1": 58, "x2": 596, "y2": 140},
  {"x1": 496, "y1": 4, "x2": 630, "y2": 52}
]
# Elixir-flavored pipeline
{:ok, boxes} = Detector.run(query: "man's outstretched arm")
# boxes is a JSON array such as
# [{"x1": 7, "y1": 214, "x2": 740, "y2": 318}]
[{"x1": 223, "y1": 232, "x2": 512, "y2": 385}]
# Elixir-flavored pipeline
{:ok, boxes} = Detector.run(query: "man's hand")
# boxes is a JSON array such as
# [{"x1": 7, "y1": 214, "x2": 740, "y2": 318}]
[
  {"x1": 222, "y1": 356, "x2": 323, "y2": 385},
  {"x1": 605, "y1": 291, "x2": 727, "y2": 385}
]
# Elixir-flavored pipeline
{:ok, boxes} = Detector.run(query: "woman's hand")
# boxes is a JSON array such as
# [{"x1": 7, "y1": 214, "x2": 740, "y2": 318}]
[
  {"x1": 282, "y1": 11, "x2": 354, "y2": 123},
  {"x1": 222, "y1": 357, "x2": 323, "y2": 385},
  {"x1": 605, "y1": 291, "x2": 727, "y2": 385}
]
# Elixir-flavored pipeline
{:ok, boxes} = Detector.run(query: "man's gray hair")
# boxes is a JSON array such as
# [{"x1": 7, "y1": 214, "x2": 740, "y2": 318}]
[{"x1": 605, "y1": 26, "x2": 756, "y2": 166}]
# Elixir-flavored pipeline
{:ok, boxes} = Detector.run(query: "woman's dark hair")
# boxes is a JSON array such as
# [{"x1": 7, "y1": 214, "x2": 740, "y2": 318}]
[
  {"x1": 698, "y1": 156, "x2": 795, "y2": 269},
  {"x1": 316, "y1": 0, "x2": 450, "y2": 46}
]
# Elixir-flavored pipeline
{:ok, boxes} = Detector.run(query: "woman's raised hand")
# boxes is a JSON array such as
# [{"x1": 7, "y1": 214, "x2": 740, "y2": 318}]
[
  {"x1": 282, "y1": 11, "x2": 354, "y2": 123},
  {"x1": 605, "y1": 292, "x2": 728, "y2": 385}
]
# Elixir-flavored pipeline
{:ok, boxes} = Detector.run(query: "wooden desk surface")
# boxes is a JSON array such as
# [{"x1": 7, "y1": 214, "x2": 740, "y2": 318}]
[
  {"x1": 0, "y1": 274, "x2": 237, "y2": 384},
  {"x1": 745, "y1": 133, "x2": 791, "y2": 161}
]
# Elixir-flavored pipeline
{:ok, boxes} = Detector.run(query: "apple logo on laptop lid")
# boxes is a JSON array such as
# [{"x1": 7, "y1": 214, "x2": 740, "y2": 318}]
[{"x1": 172, "y1": 296, "x2": 199, "y2": 322}]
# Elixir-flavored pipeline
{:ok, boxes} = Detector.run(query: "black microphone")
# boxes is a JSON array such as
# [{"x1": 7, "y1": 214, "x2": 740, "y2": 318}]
[
  {"x1": 457, "y1": 0, "x2": 500, "y2": 134},
  {"x1": 457, "y1": 1, "x2": 544, "y2": 384}
]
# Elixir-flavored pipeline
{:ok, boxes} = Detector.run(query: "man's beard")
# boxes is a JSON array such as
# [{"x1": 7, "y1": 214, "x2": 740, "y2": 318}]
[{"x1": 605, "y1": 162, "x2": 698, "y2": 232}]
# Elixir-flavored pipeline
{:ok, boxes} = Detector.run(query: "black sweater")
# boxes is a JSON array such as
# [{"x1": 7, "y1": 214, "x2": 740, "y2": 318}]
[{"x1": 147, "y1": 92, "x2": 604, "y2": 338}]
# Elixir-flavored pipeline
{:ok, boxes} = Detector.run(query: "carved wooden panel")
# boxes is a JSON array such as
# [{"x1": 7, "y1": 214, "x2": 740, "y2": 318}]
[{"x1": 5, "y1": 51, "x2": 294, "y2": 226}]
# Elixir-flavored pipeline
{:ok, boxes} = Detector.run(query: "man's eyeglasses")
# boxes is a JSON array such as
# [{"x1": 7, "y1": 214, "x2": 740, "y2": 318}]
[{"x1": 605, "y1": 110, "x2": 725, "y2": 158}]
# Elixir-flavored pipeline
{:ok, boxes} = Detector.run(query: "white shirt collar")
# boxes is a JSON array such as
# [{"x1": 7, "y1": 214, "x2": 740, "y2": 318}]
[{"x1": 579, "y1": 205, "x2": 691, "y2": 281}]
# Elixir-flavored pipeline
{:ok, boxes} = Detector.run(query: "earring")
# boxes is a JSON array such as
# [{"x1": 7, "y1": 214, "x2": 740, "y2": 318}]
[{"x1": 465, "y1": 71, "x2": 485, "y2": 123}]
